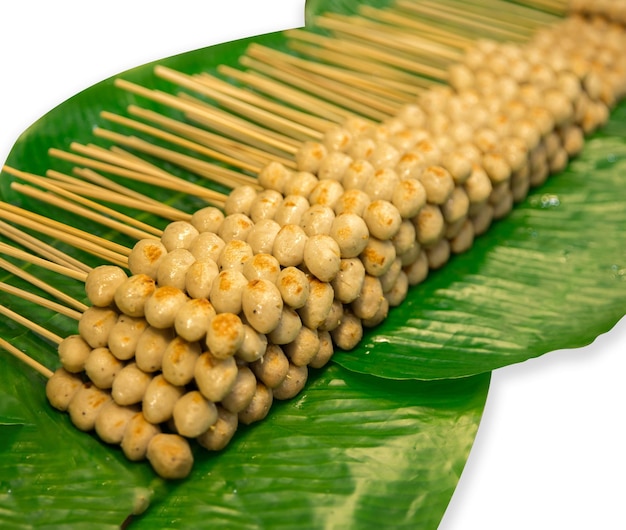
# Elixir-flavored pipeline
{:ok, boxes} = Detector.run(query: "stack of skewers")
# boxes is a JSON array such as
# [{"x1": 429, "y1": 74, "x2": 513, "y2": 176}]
[{"x1": 1, "y1": 0, "x2": 626, "y2": 525}]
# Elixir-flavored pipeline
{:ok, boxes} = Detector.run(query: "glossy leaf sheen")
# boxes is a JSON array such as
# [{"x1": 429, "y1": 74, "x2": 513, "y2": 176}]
[
  {"x1": 132, "y1": 367, "x2": 489, "y2": 530},
  {"x1": 0, "y1": 352, "x2": 488, "y2": 529}
]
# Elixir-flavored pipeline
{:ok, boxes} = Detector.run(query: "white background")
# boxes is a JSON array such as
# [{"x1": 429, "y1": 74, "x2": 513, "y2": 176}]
[{"x1": 1, "y1": 2, "x2": 625, "y2": 528}]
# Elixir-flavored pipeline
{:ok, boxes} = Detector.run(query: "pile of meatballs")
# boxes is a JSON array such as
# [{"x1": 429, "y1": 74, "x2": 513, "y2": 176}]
[{"x1": 45, "y1": 3, "x2": 626, "y2": 479}]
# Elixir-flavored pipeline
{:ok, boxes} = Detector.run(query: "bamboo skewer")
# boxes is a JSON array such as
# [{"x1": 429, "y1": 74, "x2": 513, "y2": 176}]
[
  {"x1": 0, "y1": 244, "x2": 88, "y2": 283},
  {"x1": 0, "y1": 336, "x2": 54, "y2": 379},
  {"x1": 313, "y1": 13, "x2": 465, "y2": 64},
  {"x1": 92, "y1": 127, "x2": 257, "y2": 190},
  {"x1": 414, "y1": 0, "x2": 544, "y2": 35},
  {"x1": 11, "y1": 182, "x2": 160, "y2": 239},
  {"x1": 0, "y1": 305, "x2": 63, "y2": 344},
  {"x1": 276, "y1": 30, "x2": 450, "y2": 81},
  {"x1": 285, "y1": 40, "x2": 432, "y2": 97},
  {"x1": 238, "y1": 53, "x2": 390, "y2": 120},
  {"x1": 0, "y1": 254, "x2": 87, "y2": 313},
  {"x1": 47, "y1": 170, "x2": 191, "y2": 222},
  {"x1": 49, "y1": 147, "x2": 227, "y2": 205},
  {"x1": 0, "y1": 285, "x2": 82, "y2": 322},
  {"x1": 67, "y1": 140, "x2": 232, "y2": 200},
  {"x1": 155, "y1": 65, "x2": 325, "y2": 142},
  {"x1": 0, "y1": 203, "x2": 129, "y2": 267},
  {"x1": 177, "y1": 91, "x2": 302, "y2": 153},
  {"x1": 51, "y1": 167, "x2": 188, "y2": 218},
  {"x1": 393, "y1": 1, "x2": 534, "y2": 42},
  {"x1": 114, "y1": 79, "x2": 301, "y2": 155},
  {"x1": 281, "y1": 30, "x2": 443, "y2": 86},
  {"x1": 49, "y1": 165, "x2": 156, "y2": 201},
  {"x1": 0, "y1": 218, "x2": 91, "y2": 274},
  {"x1": 72, "y1": 142, "x2": 175, "y2": 180},
  {"x1": 356, "y1": 5, "x2": 474, "y2": 49},
  {"x1": 429, "y1": 0, "x2": 565, "y2": 25},
  {"x1": 28, "y1": 167, "x2": 169, "y2": 234},
  {"x1": 99, "y1": 110, "x2": 264, "y2": 176},
  {"x1": 217, "y1": 65, "x2": 354, "y2": 123},
  {"x1": 516, "y1": 0, "x2": 567, "y2": 15},
  {"x1": 242, "y1": 45, "x2": 408, "y2": 119},
  {"x1": 125, "y1": 105, "x2": 298, "y2": 170},
  {"x1": 0, "y1": 200, "x2": 131, "y2": 257},
  {"x1": 193, "y1": 72, "x2": 335, "y2": 133},
  {"x1": 0, "y1": 258, "x2": 87, "y2": 311}
]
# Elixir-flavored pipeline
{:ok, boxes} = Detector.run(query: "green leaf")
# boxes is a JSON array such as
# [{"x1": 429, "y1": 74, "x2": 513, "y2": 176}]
[
  {"x1": 0, "y1": 1, "x2": 489, "y2": 528},
  {"x1": 0, "y1": 351, "x2": 159, "y2": 530},
  {"x1": 4, "y1": 0, "x2": 626, "y2": 381},
  {"x1": 0, "y1": 0, "x2": 624, "y2": 528},
  {"x1": 0, "y1": 351, "x2": 488, "y2": 529},
  {"x1": 131, "y1": 367, "x2": 489, "y2": 530}
]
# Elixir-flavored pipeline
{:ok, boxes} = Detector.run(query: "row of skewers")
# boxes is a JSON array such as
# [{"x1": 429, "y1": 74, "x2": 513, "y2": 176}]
[{"x1": 2, "y1": 0, "x2": 625, "y2": 480}]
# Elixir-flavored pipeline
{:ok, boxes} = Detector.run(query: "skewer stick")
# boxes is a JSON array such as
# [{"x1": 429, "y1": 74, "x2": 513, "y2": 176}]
[
  {"x1": 516, "y1": 0, "x2": 567, "y2": 15},
  {"x1": 6, "y1": 163, "x2": 162, "y2": 235},
  {"x1": 0, "y1": 284, "x2": 82, "y2": 321},
  {"x1": 284, "y1": 41, "x2": 429, "y2": 98},
  {"x1": 0, "y1": 336, "x2": 54, "y2": 379},
  {"x1": 0, "y1": 305, "x2": 63, "y2": 344},
  {"x1": 217, "y1": 65, "x2": 353, "y2": 123},
  {"x1": 11, "y1": 182, "x2": 160, "y2": 242},
  {"x1": 357, "y1": 5, "x2": 474, "y2": 49},
  {"x1": 126, "y1": 105, "x2": 297, "y2": 170},
  {"x1": 314, "y1": 13, "x2": 465, "y2": 64},
  {"x1": 92, "y1": 127, "x2": 258, "y2": 190},
  {"x1": 0, "y1": 254, "x2": 88, "y2": 312},
  {"x1": 108, "y1": 143, "x2": 175, "y2": 171},
  {"x1": 434, "y1": 0, "x2": 564, "y2": 25},
  {"x1": 114, "y1": 78, "x2": 301, "y2": 155},
  {"x1": 393, "y1": 0, "x2": 534, "y2": 42},
  {"x1": 50, "y1": 167, "x2": 189, "y2": 218},
  {"x1": 205, "y1": 53, "x2": 402, "y2": 121},
  {"x1": 416, "y1": 0, "x2": 539, "y2": 34},
  {"x1": 283, "y1": 32, "x2": 435, "y2": 88},
  {"x1": 240, "y1": 51, "x2": 392, "y2": 121},
  {"x1": 0, "y1": 203, "x2": 130, "y2": 267},
  {"x1": 193, "y1": 72, "x2": 335, "y2": 133},
  {"x1": 0, "y1": 201, "x2": 131, "y2": 256},
  {"x1": 237, "y1": 54, "x2": 403, "y2": 117},
  {"x1": 175, "y1": 91, "x2": 302, "y2": 155},
  {"x1": 180, "y1": 105, "x2": 299, "y2": 160},
  {"x1": 17, "y1": 168, "x2": 165, "y2": 236},
  {"x1": 49, "y1": 147, "x2": 227, "y2": 205},
  {"x1": 99, "y1": 110, "x2": 263, "y2": 175},
  {"x1": 155, "y1": 65, "x2": 324, "y2": 142},
  {"x1": 278, "y1": 30, "x2": 449, "y2": 81},
  {"x1": 73, "y1": 142, "x2": 174, "y2": 179},
  {"x1": 47, "y1": 169, "x2": 191, "y2": 222},
  {"x1": 0, "y1": 218, "x2": 91, "y2": 274},
  {"x1": 281, "y1": 47, "x2": 424, "y2": 102},
  {"x1": 0, "y1": 243, "x2": 88, "y2": 282},
  {"x1": 75, "y1": 139, "x2": 237, "y2": 198}
]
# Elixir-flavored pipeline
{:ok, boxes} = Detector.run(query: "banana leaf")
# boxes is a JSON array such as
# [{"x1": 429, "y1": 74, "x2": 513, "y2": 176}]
[
  {"x1": 3, "y1": 0, "x2": 625, "y2": 381},
  {"x1": 0, "y1": 346, "x2": 489, "y2": 529},
  {"x1": 0, "y1": 0, "x2": 624, "y2": 528}
]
